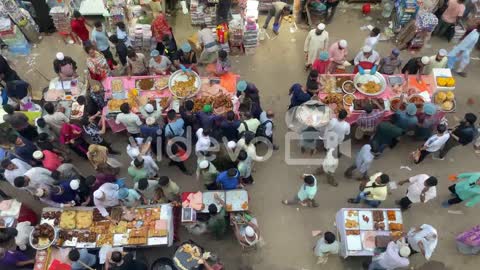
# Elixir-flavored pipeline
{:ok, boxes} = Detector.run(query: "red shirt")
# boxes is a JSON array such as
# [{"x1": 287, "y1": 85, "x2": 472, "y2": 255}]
[
  {"x1": 42, "y1": 150, "x2": 62, "y2": 171},
  {"x1": 71, "y1": 18, "x2": 89, "y2": 41}
]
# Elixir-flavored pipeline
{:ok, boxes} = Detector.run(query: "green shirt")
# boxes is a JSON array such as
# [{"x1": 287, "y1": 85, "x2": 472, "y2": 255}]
[
  {"x1": 207, "y1": 208, "x2": 227, "y2": 238},
  {"x1": 161, "y1": 181, "x2": 180, "y2": 202},
  {"x1": 128, "y1": 166, "x2": 148, "y2": 182},
  {"x1": 297, "y1": 174, "x2": 317, "y2": 201},
  {"x1": 455, "y1": 172, "x2": 480, "y2": 207}
]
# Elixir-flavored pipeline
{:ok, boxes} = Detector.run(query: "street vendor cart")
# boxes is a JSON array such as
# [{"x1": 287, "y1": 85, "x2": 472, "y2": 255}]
[{"x1": 335, "y1": 208, "x2": 404, "y2": 258}]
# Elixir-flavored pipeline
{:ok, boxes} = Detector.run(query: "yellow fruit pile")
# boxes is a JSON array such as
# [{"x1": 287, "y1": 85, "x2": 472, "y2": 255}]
[
  {"x1": 437, "y1": 77, "x2": 455, "y2": 87},
  {"x1": 434, "y1": 91, "x2": 455, "y2": 111}
]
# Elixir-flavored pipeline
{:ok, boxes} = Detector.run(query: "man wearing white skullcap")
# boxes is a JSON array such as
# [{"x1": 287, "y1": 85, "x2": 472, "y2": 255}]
[
  {"x1": 140, "y1": 103, "x2": 162, "y2": 124},
  {"x1": 425, "y1": 49, "x2": 448, "y2": 74},
  {"x1": 328, "y1": 40, "x2": 348, "y2": 73},
  {"x1": 402, "y1": 56, "x2": 430, "y2": 82},
  {"x1": 304, "y1": 23, "x2": 329, "y2": 68},
  {"x1": 233, "y1": 218, "x2": 260, "y2": 247},
  {"x1": 353, "y1": 45, "x2": 380, "y2": 72},
  {"x1": 369, "y1": 241, "x2": 410, "y2": 269},
  {"x1": 93, "y1": 183, "x2": 120, "y2": 220},
  {"x1": 196, "y1": 159, "x2": 218, "y2": 190}
]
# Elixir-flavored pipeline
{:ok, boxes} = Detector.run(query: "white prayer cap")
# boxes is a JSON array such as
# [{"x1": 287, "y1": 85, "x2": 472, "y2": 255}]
[
  {"x1": 70, "y1": 179, "x2": 80, "y2": 190},
  {"x1": 227, "y1": 141, "x2": 237, "y2": 149},
  {"x1": 33, "y1": 151, "x2": 44, "y2": 160},
  {"x1": 339, "y1": 40, "x2": 348, "y2": 48},
  {"x1": 146, "y1": 117, "x2": 155, "y2": 125},
  {"x1": 362, "y1": 45, "x2": 372, "y2": 53},
  {"x1": 34, "y1": 188, "x2": 45, "y2": 197},
  {"x1": 317, "y1": 23, "x2": 326, "y2": 30},
  {"x1": 93, "y1": 190, "x2": 104, "y2": 200},
  {"x1": 438, "y1": 49, "x2": 447, "y2": 56},
  {"x1": 421, "y1": 56, "x2": 430, "y2": 65},
  {"x1": 56, "y1": 52, "x2": 65, "y2": 60},
  {"x1": 144, "y1": 103, "x2": 154, "y2": 113},
  {"x1": 245, "y1": 226, "x2": 255, "y2": 237},
  {"x1": 399, "y1": 246, "x2": 411, "y2": 257},
  {"x1": 199, "y1": 160, "x2": 209, "y2": 169}
]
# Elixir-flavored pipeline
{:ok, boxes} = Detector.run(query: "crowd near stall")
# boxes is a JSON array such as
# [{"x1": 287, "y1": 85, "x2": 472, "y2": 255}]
[{"x1": 0, "y1": 0, "x2": 480, "y2": 269}]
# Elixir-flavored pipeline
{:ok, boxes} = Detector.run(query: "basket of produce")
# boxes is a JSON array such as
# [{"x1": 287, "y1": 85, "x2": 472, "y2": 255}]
[
  {"x1": 212, "y1": 93, "x2": 233, "y2": 114},
  {"x1": 30, "y1": 223, "x2": 57, "y2": 250},
  {"x1": 136, "y1": 78, "x2": 155, "y2": 91},
  {"x1": 353, "y1": 71, "x2": 387, "y2": 96},
  {"x1": 169, "y1": 70, "x2": 201, "y2": 99},
  {"x1": 342, "y1": 80, "x2": 356, "y2": 94},
  {"x1": 433, "y1": 91, "x2": 455, "y2": 112}
]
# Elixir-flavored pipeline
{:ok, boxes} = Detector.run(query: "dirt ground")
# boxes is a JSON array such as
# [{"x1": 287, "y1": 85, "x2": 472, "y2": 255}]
[{"x1": 1, "y1": 5, "x2": 480, "y2": 270}]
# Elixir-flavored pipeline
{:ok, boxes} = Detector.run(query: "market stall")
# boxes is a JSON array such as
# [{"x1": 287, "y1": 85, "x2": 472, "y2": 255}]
[
  {"x1": 31, "y1": 204, "x2": 173, "y2": 269},
  {"x1": 102, "y1": 72, "x2": 238, "y2": 132},
  {"x1": 317, "y1": 71, "x2": 455, "y2": 124},
  {"x1": 335, "y1": 208, "x2": 404, "y2": 258},
  {"x1": 44, "y1": 76, "x2": 88, "y2": 120}
]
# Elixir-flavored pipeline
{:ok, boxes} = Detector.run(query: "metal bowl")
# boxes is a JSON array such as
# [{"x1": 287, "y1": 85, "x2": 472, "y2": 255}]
[
  {"x1": 29, "y1": 223, "x2": 57, "y2": 250},
  {"x1": 353, "y1": 71, "x2": 387, "y2": 96},
  {"x1": 168, "y1": 70, "x2": 201, "y2": 99},
  {"x1": 342, "y1": 80, "x2": 356, "y2": 94}
]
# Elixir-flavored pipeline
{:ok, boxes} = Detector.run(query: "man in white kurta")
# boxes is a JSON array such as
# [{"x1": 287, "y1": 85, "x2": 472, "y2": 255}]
[
  {"x1": 93, "y1": 183, "x2": 120, "y2": 218},
  {"x1": 304, "y1": 23, "x2": 329, "y2": 67},
  {"x1": 425, "y1": 49, "x2": 448, "y2": 74}
]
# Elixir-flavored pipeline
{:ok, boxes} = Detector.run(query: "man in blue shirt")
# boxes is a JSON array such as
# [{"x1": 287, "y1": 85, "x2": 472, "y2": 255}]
[
  {"x1": 8, "y1": 134, "x2": 39, "y2": 166},
  {"x1": 164, "y1": 109, "x2": 184, "y2": 139},
  {"x1": 92, "y1": 21, "x2": 113, "y2": 62},
  {"x1": 216, "y1": 168, "x2": 240, "y2": 190},
  {"x1": 68, "y1": 248, "x2": 97, "y2": 270},
  {"x1": 220, "y1": 110, "x2": 240, "y2": 141}
]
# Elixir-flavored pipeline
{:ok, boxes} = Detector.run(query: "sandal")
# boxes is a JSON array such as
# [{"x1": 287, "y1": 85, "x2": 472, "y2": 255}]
[{"x1": 347, "y1": 198, "x2": 358, "y2": 204}]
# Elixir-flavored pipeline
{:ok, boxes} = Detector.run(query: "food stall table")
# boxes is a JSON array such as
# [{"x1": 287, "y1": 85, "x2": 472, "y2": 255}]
[
  {"x1": 181, "y1": 190, "x2": 249, "y2": 221},
  {"x1": 318, "y1": 74, "x2": 438, "y2": 124},
  {"x1": 335, "y1": 208, "x2": 404, "y2": 258},
  {"x1": 43, "y1": 77, "x2": 87, "y2": 120},
  {"x1": 0, "y1": 199, "x2": 22, "y2": 228}
]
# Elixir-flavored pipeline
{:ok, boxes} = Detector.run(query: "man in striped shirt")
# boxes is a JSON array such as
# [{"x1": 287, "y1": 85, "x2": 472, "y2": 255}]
[{"x1": 355, "y1": 103, "x2": 384, "y2": 140}]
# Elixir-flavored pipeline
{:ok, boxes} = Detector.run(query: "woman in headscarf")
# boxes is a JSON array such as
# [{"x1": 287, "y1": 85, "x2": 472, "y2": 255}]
[
  {"x1": 304, "y1": 23, "x2": 329, "y2": 69},
  {"x1": 415, "y1": 103, "x2": 438, "y2": 140},
  {"x1": 59, "y1": 123, "x2": 90, "y2": 159},
  {"x1": 87, "y1": 144, "x2": 108, "y2": 170},
  {"x1": 344, "y1": 144, "x2": 374, "y2": 180},
  {"x1": 84, "y1": 44, "x2": 110, "y2": 81},
  {"x1": 288, "y1": 83, "x2": 312, "y2": 109},
  {"x1": 151, "y1": 14, "x2": 174, "y2": 52}
]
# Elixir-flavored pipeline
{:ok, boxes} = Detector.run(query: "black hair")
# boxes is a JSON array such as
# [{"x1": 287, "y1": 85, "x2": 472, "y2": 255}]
[
  {"x1": 37, "y1": 133, "x2": 50, "y2": 141},
  {"x1": 7, "y1": 134, "x2": 18, "y2": 144},
  {"x1": 116, "y1": 21, "x2": 126, "y2": 30},
  {"x1": 379, "y1": 174, "x2": 390, "y2": 184},
  {"x1": 3, "y1": 104, "x2": 14, "y2": 114},
  {"x1": 425, "y1": 176, "x2": 438, "y2": 187},
  {"x1": 68, "y1": 249, "x2": 80, "y2": 261},
  {"x1": 203, "y1": 128, "x2": 211, "y2": 137},
  {"x1": 134, "y1": 158, "x2": 144, "y2": 168},
  {"x1": 244, "y1": 131, "x2": 255, "y2": 145},
  {"x1": 309, "y1": 70, "x2": 319, "y2": 79},
  {"x1": 51, "y1": 170, "x2": 61, "y2": 180},
  {"x1": 338, "y1": 109, "x2": 348, "y2": 120},
  {"x1": 227, "y1": 168, "x2": 237, "y2": 177},
  {"x1": 138, "y1": 178, "x2": 149, "y2": 190},
  {"x1": 208, "y1": 203, "x2": 218, "y2": 215},
  {"x1": 76, "y1": 95, "x2": 86, "y2": 105},
  {"x1": 437, "y1": 124, "x2": 447, "y2": 133},
  {"x1": 200, "y1": 23, "x2": 207, "y2": 29},
  {"x1": 1, "y1": 159, "x2": 12, "y2": 169},
  {"x1": 364, "y1": 103, "x2": 373, "y2": 114},
  {"x1": 324, "y1": 231, "x2": 336, "y2": 244},
  {"x1": 238, "y1": 150, "x2": 248, "y2": 161},
  {"x1": 127, "y1": 49, "x2": 137, "y2": 58},
  {"x1": 167, "y1": 109, "x2": 176, "y2": 120},
  {"x1": 111, "y1": 251, "x2": 122, "y2": 263},
  {"x1": 120, "y1": 103, "x2": 130, "y2": 114},
  {"x1": 84, "y1": 44, "x2": 95, "y2": 54},
  {"x1": 81, "y1": 116, "x2": 91, "y2": 127},
  {"x1": 158, "y1": 176, "x2": 170, "y2": 186},
  {"x1": 218, "y1": 50, "x2": 228, "y2": 60},
  {"x1": 36, "y1": 118, "x2": 46, "y2": 128},
  {"x1": 226, "y1": 110, "x2": 235, "y2": 121},
  {"x1": 94, "y1": 21, "x2": 102, "y2": 28},
  {"x1": 73, "y1": 10, "x2": 81, "y2": 18},
  {"x1": 85, "y1": 175, "x2": 96, "y2": 186},
  {"x1": 371, "y1": 27, "x2": 381, "y2": 36},
  {"x1": 44, "y1": 103, "x2": 55, "y2": 114},
  {"x1": 185, "y1": 100, "x2": 194, "y2": 111},
  {"x1": 109, "y1": 34, "x2": 119, "y2": 44},
  {"x1": 465, "y1": 113, "x2": 477, "y2": 125},
  {"x1": 14, "y1": 176, "x2": 26, "y2": 188},
  {"x1": 304, "y1": 175, "x2": 315, "y2": 185},
  {"x1": 283, "y1": 5, "x2": 291, "y2": 11},
  {"x1": 162, "y1": 35, "x2": 171, "y2": 43}
]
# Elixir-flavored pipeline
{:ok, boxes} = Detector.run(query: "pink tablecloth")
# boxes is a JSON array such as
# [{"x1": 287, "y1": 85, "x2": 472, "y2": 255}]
[{"x1": 318, "y1": 74, "x2": 436, "y2": 124}]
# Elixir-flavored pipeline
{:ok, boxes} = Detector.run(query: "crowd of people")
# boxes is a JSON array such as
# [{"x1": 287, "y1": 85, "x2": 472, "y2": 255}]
[{"x1": 0, "y1": 1, "x2": 480, "y2": 269}]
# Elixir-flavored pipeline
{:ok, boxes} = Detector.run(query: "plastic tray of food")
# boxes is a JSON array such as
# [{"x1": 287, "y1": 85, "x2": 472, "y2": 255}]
[
  {"x1": 154, "y1": 76, "x2": 169, "y2": 90},
  {"x1": 344, "y1": 210, "x2": 360, "y2": 230},
  {"x1": 136, "y1": 78, "x2": 155, "y2": 91},
  {"x1": 358, "y1": 210, "x2": 374, "y2": 230},
  {"x1": 225, "y1": 190, "x2": 249, "y2": 212}
]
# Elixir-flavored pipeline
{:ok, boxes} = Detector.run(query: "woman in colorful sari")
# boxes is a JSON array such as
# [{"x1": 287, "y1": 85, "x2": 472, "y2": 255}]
[
  {"x1": 60, "y1": 123, "x2": 90, "y2": 159},
  {"x1": 84, "y1": 44, "x2": 110, "y2": 81}
]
